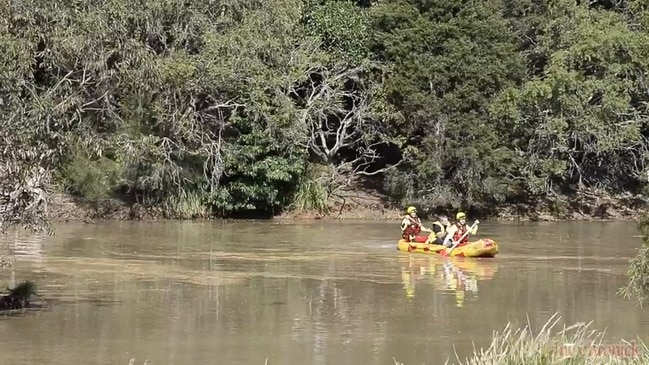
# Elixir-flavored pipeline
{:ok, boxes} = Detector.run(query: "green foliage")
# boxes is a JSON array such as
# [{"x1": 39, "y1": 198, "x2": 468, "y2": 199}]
[
  {"x1": 162, "y1": 190, "x2": 210, "y2": 219},
  {"x1": 289, "y1": 163, "x2": 330, "y2": 214},
  {"x1": 367, "y1": 0, "x2": 529, "y2": 210},
  {"x1": 303, "y1": 0, "x2": 370, "y2": 64},
  {"x1": 1, "y1": 0, "x2": 313, "y2": 220},
  {"x1": 492, "y1": 2, "x2": 649, "y2": 195},
  {"x1": 209, "y1": 116, "x2": 307, "y2": 214},
  {"x1": 382, "y1": 169, "x2": 414, "y2": 206},
  {"x1": 57, "y1": 147, "x2": 122, "y2": 202},
  {"x1": 2, "y1": 0, "x2": 649, "y2": 228}
]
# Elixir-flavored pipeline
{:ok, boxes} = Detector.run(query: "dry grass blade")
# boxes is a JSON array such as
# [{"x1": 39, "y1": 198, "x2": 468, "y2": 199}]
[{"x1": 443, "y1": 313, "x2": 647, "y2": 365}]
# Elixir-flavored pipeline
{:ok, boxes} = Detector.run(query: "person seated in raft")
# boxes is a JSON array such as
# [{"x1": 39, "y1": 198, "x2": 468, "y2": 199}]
[
  {"x1": 401, "y1": 206, "x2": 432, "y2": 242},
  {"x1": 442, "y1": 212, "x2": 479, "y2": 248},
  {"x1": 425, "y1": 214, "x2": 450, "y2": 244}
]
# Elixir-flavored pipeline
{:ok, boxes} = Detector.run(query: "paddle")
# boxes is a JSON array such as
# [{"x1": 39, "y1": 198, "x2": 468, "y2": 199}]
[{"x1": 445, "y1": 221, "x2": 479, "y2": 256}]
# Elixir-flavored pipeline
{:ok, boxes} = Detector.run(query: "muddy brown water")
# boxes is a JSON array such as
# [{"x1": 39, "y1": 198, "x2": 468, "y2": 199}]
[{"x1": 0, "y1": 220, "x2": 648, "y2": 364}]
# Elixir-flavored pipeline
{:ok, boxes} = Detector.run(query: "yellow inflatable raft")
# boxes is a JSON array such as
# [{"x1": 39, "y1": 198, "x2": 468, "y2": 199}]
[{"x1": 396, "y1": 238, "x2": 499, "y2": 258}]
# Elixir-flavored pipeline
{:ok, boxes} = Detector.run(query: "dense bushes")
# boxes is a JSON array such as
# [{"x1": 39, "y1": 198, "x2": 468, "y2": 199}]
[{"x1": 1, "y1": 0, "x2": 649, "y2": 220}]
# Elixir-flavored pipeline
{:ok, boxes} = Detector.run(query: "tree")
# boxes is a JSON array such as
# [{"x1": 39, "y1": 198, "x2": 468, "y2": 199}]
[
  {"x1": 367, "y1": 0, "x2": 526, "y2": 211},
  {"x1": 492, "y1": 1, "x2": 649, "y2": 199},
  {"x1": 291, "y1": 59, "x2": 402, "y2": 193},
  {"x1": 1, "y1": 0, "x2": 649, "y2": 222}
]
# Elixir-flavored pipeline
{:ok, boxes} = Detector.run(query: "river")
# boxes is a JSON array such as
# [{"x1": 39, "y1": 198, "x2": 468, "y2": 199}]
[{"x1": 0, "y1": 220, "x2": 647, "y2": 364}]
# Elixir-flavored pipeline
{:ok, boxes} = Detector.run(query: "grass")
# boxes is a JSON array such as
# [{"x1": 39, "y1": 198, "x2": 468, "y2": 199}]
[
  {"x1": 162, "y1": 190, "x2": 210, "y2": 219},
  {"x1": 57, "y1": 147, "x2": 121, "y2": 203},
  {"x1": 289, "y1": 164, "x2": 330, "y2": 214},
  {"x1": 393, "y1": 313, "x2": 647, "y2": 365}
]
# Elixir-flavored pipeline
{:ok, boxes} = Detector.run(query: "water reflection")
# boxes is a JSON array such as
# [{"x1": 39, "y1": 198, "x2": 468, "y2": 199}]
[
  {"x1": 0, "y1": 230, "x2": 46, "y2": 290},
  {"x1": 399, "y1": 254, "x2": 498, "y2": 307}
]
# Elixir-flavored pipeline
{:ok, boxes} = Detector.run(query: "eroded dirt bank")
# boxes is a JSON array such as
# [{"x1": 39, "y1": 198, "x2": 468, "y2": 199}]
[{"x1": 45, "y1": 186, "x2": 648, "y2": 224}]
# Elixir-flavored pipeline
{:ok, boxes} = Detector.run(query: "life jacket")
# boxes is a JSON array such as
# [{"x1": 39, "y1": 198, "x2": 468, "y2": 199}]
[
  {"x1": 402, "y1": 216, "x2": 422, "y2": 240},
  {"x1": 432, "y1": 221, "x2": 446, "y2": 235},
  {"x1": 452, "y1": 222, "x2": 469, "y2": 244}
]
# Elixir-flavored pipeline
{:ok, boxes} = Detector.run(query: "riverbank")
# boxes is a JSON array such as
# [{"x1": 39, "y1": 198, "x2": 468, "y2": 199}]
[{"x1": 45, "y1": 186, "x2": 648, "y2": 223}]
